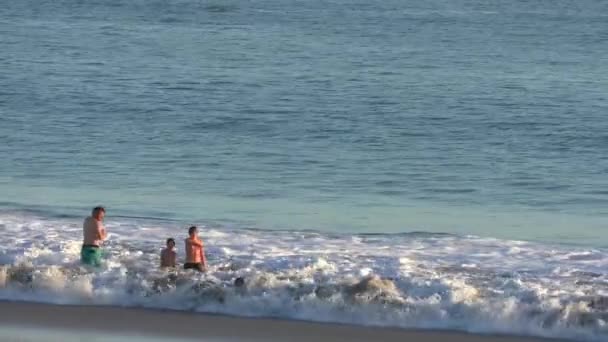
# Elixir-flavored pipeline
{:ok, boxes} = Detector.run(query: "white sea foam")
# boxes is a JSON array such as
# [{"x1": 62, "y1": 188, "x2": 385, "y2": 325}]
[{"x1": 0, "y1": 212, "x2": 607, "y2": 341}]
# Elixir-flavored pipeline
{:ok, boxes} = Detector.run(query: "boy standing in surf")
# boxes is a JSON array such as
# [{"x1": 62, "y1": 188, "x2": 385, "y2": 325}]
[
  {"x1": 184, "y1": 226, "x2": 207, "y2": 272},
  {"x1": 160, "y1": 238, "x2": 177, "y2": 268},
  {"x1": 82, "y1": 206, "x2": 107, "y2": 267}
]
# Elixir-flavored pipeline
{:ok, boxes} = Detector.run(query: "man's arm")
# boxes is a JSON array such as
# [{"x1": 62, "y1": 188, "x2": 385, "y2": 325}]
[
  {"x1": 96, "y1": 221, "x2": 107, "y2": 241},
  {"x1": 189, "y1": 238, "x2": 203, "y2": 247}
]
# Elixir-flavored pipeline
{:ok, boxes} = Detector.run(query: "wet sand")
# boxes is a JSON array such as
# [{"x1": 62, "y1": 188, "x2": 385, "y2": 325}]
[{"x1": 0, "y1": 301, "x2": 572, "y2": 342}]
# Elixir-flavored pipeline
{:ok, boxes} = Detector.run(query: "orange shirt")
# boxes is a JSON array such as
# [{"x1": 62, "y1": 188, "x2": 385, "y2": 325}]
[{"x1": 185, "y1": 237, "x2": 205, "y2": 264}]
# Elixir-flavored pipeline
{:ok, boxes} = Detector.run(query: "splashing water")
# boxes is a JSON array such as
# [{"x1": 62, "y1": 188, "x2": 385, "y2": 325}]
[{"x1": 0, "y1": 212, "x2": 607, "y2": 341}]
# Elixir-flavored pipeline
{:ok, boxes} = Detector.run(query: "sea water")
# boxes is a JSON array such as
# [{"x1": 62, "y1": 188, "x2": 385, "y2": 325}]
[{"x1": 0, "y1": 0, "x2": 607, "y2": 340}]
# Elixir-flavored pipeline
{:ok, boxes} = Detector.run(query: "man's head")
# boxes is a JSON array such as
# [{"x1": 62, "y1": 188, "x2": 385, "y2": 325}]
[
  {"x1": 166, "y1": 238, "x2": 175, "y2": 249},
  {"x1": 92, "y1": 206, "x2": 106, "y2": 221},
  {"x1": 188, "y1": 226, "x2": 198, "y2": 237},
  {"x1": 234, "y1": 277, "x2": 245, "y2": 288}
]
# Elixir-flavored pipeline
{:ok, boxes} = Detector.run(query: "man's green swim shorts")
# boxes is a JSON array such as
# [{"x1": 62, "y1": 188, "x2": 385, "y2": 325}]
[{"x1": 81, "y1": 245, "x2": 102, "y2": 266}]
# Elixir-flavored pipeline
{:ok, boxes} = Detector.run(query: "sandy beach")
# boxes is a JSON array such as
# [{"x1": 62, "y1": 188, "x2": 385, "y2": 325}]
[{"x1": 0, "y1": 301, "x2": 574, "y2": 342}]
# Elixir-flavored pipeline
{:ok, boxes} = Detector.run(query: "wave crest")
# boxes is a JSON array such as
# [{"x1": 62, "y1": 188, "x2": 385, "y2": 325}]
[{"x1": 0, "y1": 213, "x2": 607, "y2": 341}]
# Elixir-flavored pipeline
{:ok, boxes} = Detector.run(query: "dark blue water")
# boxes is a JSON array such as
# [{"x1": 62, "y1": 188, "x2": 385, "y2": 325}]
[{"x1": 1, "y1": 0, "x2": 607, "y2": 244}]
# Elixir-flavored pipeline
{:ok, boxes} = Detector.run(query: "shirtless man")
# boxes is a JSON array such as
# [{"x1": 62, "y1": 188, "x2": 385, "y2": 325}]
[
  {"x1": 81, "y1": 206, "x2": 107, "y2": 266},
  {"x1": 184, "y1": 226, "x2": 207, "y2": 272}
]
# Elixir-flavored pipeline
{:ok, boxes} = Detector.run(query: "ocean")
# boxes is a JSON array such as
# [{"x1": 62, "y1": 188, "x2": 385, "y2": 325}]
[{"x1": 1, "y1": 0, "x2": 607, "y2": 340}]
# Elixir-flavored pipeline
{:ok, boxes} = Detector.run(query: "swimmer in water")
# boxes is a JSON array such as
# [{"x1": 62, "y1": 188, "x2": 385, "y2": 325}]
[
  {"x1": 81, "y1": 206, "x2": 107, "y2": 267},
  {"x1": 160, "y1": 238, "x2": 177, "y2": 268},
  {"x1": 184, "y1": 226, "x2": 207, "y2": 272}
]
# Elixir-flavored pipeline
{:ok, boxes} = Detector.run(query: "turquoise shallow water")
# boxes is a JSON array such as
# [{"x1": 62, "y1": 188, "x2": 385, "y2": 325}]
[{"x1": 1, "y1": 0, "x2": 607, "y2": 245}]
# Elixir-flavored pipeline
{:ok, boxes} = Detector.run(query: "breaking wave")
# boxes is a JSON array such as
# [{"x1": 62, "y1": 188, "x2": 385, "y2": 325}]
[{"x1": 0, "y1": 212, "x2": 607, "y2": 341}]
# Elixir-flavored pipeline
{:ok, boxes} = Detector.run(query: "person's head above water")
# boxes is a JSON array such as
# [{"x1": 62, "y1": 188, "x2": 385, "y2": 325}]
[
  {"x1": 92, "y1": 206, "x2": 105, "y2": 221},
  {"x1": 166, "y1": 238, "x2": 175, "y2": 248},
  {"x1": 188, "y1": 226, "x2": 198, "y2": 237},
  {"x1": 234, "y1": 277, "x2": 245, "y2": 288}
]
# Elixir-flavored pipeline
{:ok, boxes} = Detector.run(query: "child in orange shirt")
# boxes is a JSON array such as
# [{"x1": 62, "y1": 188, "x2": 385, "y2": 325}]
[{"x1": 184, "y1": 226, "x2": 207, "y2": 272}]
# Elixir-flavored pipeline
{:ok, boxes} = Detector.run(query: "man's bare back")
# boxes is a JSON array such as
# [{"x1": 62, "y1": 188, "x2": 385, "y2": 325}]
[
  {"x1": 81, "y1": 206, "x2": 107, "y2": 267},
  {"x1": 83, "y1": 215, "x2": 106, "y2": 246}
]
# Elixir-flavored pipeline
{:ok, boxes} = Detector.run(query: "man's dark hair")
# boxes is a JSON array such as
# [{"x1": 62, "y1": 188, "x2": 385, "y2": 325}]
[
  {"x1": 234, "y1": 277, "x2": 245, "y2": 287},
  {"x1": 166, "y1": 238, "x2": 175, "y2": 245},
  {"x1": 92, "y1": 206, "x2": 105, "y2": 215},
  {"x1": 188, "y1": 226, "x2": 197, "y2": 235}
]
